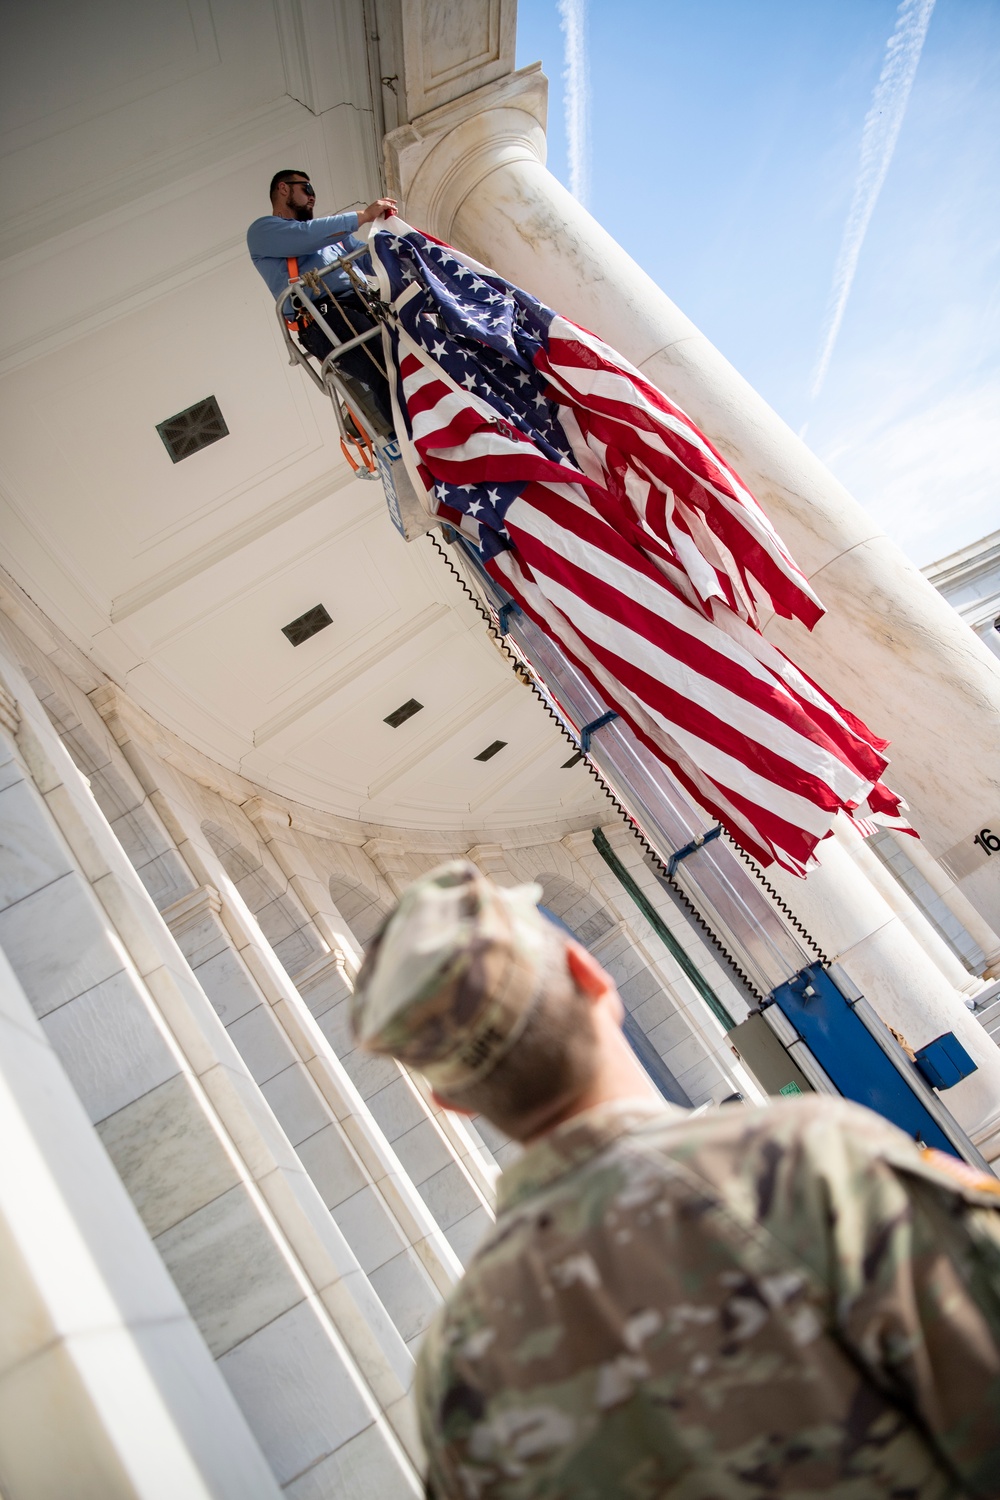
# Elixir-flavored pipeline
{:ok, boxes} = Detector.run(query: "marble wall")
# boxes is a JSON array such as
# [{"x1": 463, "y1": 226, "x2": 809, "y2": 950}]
[
  {"x1": 3, "y1": 2, "x2": 995, "y2": 1492},
  {"x1": 924, "y1": 529, "x2": 1000, "y2": 664},
  {"x1": 0, "y1": 624, "x2": 425, "y2": 1496},
  {"x1": 0, "y1": 930, "x2": 282, "y2": 1500},
  {"x1": 0, "y1": 595, "x2": 757, "y2": 1494}
]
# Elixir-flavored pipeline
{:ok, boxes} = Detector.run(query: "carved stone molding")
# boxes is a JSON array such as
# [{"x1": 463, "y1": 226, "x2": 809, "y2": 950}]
[
  {"x1": 289, "y1": 948, "x2": 353, "y2": 992},
  {"x1": 587, "y1": 919, "x2": 629, "y2": 957},
  {"x1": 399, "y1": 0, "x2": 515, "y2": 120},
  {"x1": 241, "y1": 797, "x2": 293, "y2": 833},
  {"x1": 362, "y1": 837, "x2": 412, "y2": 894},
  {"x1": 90, "y1": 682, "x2": 261, "y2": 807},
  {"x1": 560, "y1": 828, "x2": 604, "y2": 861},
  {"x1": 465, "y1": 842, "x2": 510, "y2": 881},
  {"x1": 161, "y1": 884, "x2": 223, "y2": 935},
  {"x1": 87, "y1": 680, "x2": 597, "y2": 852},
  {"x1": 273, "y1": 0, "x2": 373, "y2": 117},
  {"x1": 384, "y1": 64, "x2": 546, "y2": 237},
  {"x1": 0, "y1": 566, "x2": 104, "y2": 695}
]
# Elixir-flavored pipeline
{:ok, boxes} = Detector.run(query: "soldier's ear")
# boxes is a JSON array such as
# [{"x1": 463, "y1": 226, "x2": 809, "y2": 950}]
[
  {"x1": 429, "y1": 1087, "x2": 475, "y2": 1118},
  {"x1": 565, "y1": 940, "x2": 613, "y2": 1004}
]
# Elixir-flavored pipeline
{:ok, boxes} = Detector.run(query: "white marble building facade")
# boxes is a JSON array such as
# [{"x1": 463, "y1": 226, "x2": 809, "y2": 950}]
[
  {"x1": 0, "y1": 584, "x2": 759, "y2": 1495},
  {"x1": 924, "y1": 529, "x2": 1000, "y2": 663},
  {"x1": 1, "y1": 2, "x2": 999, "y2": 1494}
]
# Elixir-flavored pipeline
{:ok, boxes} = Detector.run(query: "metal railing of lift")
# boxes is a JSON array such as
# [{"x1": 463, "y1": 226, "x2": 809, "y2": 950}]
[{"x1": 274, "y1": 247, "x2": 392, "y2": 468}]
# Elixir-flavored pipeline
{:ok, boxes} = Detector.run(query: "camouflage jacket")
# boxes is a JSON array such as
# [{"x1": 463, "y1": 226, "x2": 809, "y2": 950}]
[{"x1": 416, "y1": 1096, "x2": 1000, "y2": 1499}]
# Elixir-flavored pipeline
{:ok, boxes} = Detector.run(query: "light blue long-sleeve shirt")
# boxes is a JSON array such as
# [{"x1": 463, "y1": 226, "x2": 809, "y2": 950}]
[{"x1": 246, "y1": 211, "x2": 372, "y2": 313}]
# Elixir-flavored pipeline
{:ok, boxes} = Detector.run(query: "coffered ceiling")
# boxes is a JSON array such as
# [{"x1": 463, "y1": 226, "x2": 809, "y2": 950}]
[{"x1": 0, "y1": 0, "x2": 604, "y2": 831}]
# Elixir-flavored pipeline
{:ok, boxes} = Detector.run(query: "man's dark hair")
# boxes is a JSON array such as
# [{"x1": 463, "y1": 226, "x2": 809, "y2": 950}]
[{"x1": 269, "y1": 169, "x2": 309, "y2": 200}]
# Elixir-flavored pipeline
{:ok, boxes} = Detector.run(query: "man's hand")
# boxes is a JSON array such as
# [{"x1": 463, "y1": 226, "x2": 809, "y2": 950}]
[{"x1": 358, "y1": 198, "x2": 397, "y2": 225}]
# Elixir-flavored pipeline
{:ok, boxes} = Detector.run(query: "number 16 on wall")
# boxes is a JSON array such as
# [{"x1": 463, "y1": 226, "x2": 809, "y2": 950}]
[{"x1": 974, "y1": 829, "x2": 1000, "y2": 856}]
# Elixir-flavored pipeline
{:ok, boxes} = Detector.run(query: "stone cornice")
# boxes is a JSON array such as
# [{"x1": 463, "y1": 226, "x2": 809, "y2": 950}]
[
  {"x1": 0, "y1": 563, "x2": 104, "y2": 695},
  {"x1": 161, "y1": 884, "x2": 223, "y2": 933},
  {"x1": 922, "y1": 528, "x2": 1000, "y2": 591},
  {"x1": 88, "y1": 682, "x2": 600, "y2": 853},
  {"x1": 90, "y1": 682, "x2": 257, "y2": 806},
  {"x1": 384, "y1": 64, "x2": 547, "y2": 235}
]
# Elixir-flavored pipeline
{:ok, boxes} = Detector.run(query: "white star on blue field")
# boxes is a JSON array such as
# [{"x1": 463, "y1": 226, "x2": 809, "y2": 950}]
[{"x1": 376, "y1": 229, "x2": 578, "y2": 556}]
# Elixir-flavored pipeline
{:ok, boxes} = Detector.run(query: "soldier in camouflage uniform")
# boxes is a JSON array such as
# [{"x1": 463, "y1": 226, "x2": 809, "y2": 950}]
[{"x1": 351, "y1": 860, "x2": 1000, "y2": 1499}]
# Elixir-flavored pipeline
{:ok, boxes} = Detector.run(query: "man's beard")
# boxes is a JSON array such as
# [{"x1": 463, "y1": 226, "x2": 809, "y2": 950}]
[{"x1": 294, "y1": 204, "x2": 314, "y2": 221}]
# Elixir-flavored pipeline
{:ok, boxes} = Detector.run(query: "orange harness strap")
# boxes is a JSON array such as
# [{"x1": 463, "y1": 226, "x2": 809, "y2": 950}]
[
  {"x1": 285, "y1": 256, "x2": 306, "y2": 331},
  {"x1": 339, "y1": 404, "x2": 377, "y2": 476}
]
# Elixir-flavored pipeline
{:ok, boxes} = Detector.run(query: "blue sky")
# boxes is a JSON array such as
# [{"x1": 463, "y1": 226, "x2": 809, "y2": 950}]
[{"x1": 515, "y1": 0, "x2": 1000, "y2": 566}]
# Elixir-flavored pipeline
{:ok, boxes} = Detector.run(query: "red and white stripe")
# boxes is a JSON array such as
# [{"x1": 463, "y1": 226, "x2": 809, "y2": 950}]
[
  {"x1": 374, "y1": 226, "x2": 909, "y2": 874},
  {"x1": 536, "y1": 315, "x2": 825, "y2": 632}
]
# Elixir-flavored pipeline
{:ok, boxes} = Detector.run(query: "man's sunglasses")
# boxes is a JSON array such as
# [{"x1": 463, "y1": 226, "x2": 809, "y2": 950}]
[{"x1": 287, "y1": 180, "x2": 315, "y2": 195}]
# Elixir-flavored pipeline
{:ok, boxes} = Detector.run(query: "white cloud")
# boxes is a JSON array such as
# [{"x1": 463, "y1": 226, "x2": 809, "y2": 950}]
[
  {"x1": 810, "y1": 0, "x2": 936, "y2": 398},
  {"x1": 557, "y1": 0, "x2": 590, "y2": 206}
]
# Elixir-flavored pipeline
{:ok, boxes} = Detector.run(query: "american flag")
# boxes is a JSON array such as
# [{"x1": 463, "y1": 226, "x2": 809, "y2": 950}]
[{"x1": 368, "y1": 218, "x2": 908, "y2": 875}]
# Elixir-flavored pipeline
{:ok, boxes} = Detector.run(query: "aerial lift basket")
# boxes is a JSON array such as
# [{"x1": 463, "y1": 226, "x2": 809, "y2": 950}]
[{"x1": 277, "y1": 245, "x2": 993, "y2": 1174}]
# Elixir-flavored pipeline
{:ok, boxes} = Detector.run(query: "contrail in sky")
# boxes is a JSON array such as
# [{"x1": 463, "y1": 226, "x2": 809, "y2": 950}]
[
  {"x1": 810, "y1": 0, "x2": 935, "y2": 398},
  {"x1": 558, "y1": 0, "x2": 590, "y2": 206}
]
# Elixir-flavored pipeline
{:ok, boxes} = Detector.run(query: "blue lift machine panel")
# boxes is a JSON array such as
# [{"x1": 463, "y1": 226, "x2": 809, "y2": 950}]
[{"x1": 768, "y1": 964, "x2": 960, "y2": 1156}]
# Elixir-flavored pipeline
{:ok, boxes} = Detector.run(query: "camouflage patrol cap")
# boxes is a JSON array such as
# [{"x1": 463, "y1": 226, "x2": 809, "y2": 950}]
[{"x1": 350, "y1": 860, "x2": 550, "y2": 1092}]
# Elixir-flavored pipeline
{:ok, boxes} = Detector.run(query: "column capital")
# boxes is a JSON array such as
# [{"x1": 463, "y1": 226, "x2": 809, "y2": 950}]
[
  {"x1": 385, "y1": 64, "x2": 547, "y2": 239},
  {"x1": 241, "y1": 797, "x2": 292, "y2": 833},
  {"x1": 88, "y1": 682, "x2": 128, "y2": 744},
  {"x1": 362, "y1": 838, "x2": 412, "y2": 895},
  {"x1": 289, "y1": 949, "x2": 354, "y2": 993},
  {"x1": 560, "y1": 828, "x2": 602, "y2": 861},
  {"x1": 586, "y1": 918, "x2": 629, "y2": 957},
  {"x1": 161, "y1": 883, "x2": 222, "y2": 934},
  {"x1": 465, "y1": 842, "x2": 512, "y2": 882}
]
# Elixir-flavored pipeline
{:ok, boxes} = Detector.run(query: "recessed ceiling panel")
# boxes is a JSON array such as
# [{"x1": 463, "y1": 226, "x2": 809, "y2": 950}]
[
  {"x1": 0, "y1": 1, "x2": 605, "y2": 838},
  {"x1": 136, "y1": 530, "x2": 414, "y2": 733},
  {"x1": 2, "y1": 0, "x2": 213, "y2": 136},
  {"x1": 157, "y1": 396, "x2": 229, "y2": 463}
]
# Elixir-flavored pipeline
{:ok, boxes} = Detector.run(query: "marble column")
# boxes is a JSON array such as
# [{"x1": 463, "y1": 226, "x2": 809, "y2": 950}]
[
  {"x1": 242, "y1": 799, "x2": 364, "y2": 977},
  {"x1": 561, "y1": 827, "x2": 754, "y2": 1106},
  {"x1": 159, "y1": 883, "x2": 459, "y2": 1345},
  {"x1": 0, "y1": 942, "x2": 282, "y2": 1500},
  {"x1": 834, "y1": 825, "x2": 986, "y2": 1000},
  {"x1": 892, "y1": 829, "x2": 1000, "y2": 979},
  {"x1": 0, "y1": 648, "x2": 424, "y2": 1494},
  {"x1": 89, "y1": 689, "x2": 470, "y2": 1299},
  {"x1": 361, "y1": 837, "x2": 503, "y2": 1243},
  {"x1": 384, "y1": 65, "x2": 1000, "y2": 940}
]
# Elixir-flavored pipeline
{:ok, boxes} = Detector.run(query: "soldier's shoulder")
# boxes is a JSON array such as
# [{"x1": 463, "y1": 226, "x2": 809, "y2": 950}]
[
  {"x1": 653, "y1": 1096, "x2": 1000, "y2": 1249},
  {"x1": 648, "y1": 1093, "x2": 908, "y2": 1168},
  {"x1": 623, "y1": 1096, "x2": 919, "y2": 1246}
]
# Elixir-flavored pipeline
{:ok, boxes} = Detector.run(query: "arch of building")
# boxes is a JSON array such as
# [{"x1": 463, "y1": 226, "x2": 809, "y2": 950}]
[
  {"x1": 1, "y1": 4, "x2": 999, "y2": 1496},
  {"x1": 327, "y1": 872, "x2": 393, "y2": 947},
  {"x1": 201, "y1": 818, "x2": 327, "y2": 977}
]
